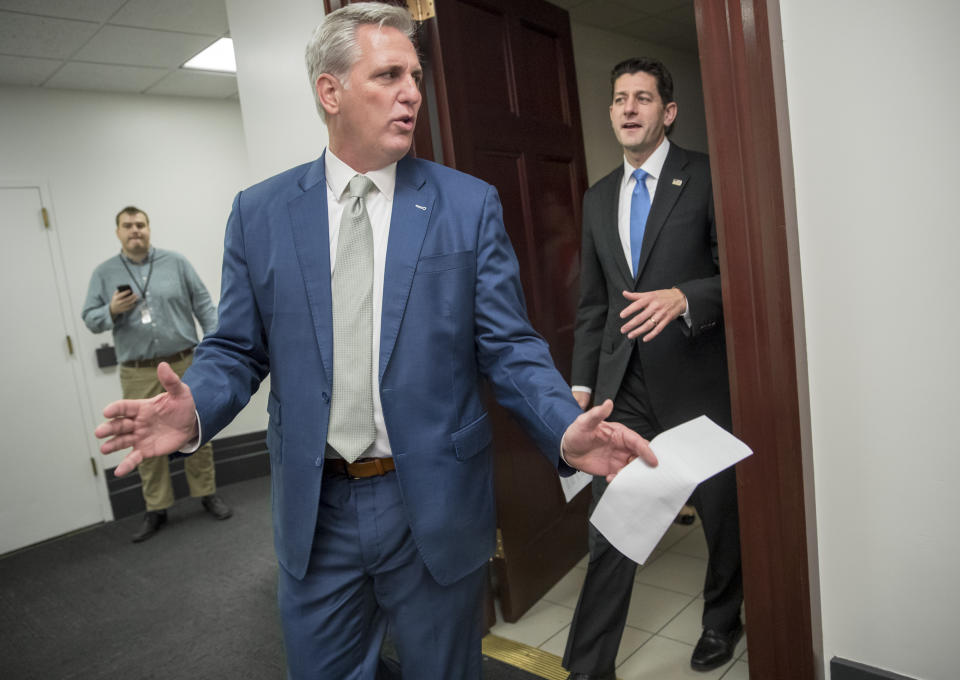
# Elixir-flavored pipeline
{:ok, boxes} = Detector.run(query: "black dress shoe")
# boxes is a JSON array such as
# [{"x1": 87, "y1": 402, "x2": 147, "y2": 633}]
[
  {"x1": 132, "y1": 510, "x2": 167, "y2": 543},
  {"x1": 690, "y1": 622, "x2": 744, "y2": 671},
  {"x1": 201, "y1": 494, "x2": 233, "y2": 520},
  {"x1": 566, "y1": 673, "x2": 616, "y2": 680}
]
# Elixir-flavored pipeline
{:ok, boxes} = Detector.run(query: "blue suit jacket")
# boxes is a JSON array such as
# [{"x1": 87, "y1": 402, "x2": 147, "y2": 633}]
[{"x1": 184, "y1": 154, "x2": 582, "y2": 583}]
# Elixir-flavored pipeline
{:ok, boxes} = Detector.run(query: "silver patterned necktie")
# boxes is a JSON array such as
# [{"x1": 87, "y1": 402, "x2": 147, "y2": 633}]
[{"x1": 327, "y1": 174, "x2": 376, "y2": 463}]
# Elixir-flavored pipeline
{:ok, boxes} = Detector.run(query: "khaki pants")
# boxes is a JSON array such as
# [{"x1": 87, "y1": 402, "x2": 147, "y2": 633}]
[{"x1": 119, "y1": 352, "x2": 216, "y2": 511}]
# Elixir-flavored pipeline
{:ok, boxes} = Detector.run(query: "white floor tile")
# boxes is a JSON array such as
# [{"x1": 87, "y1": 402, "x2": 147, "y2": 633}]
[
  {"x1": 624, "y1": 583, "x2": 696, "y2": 633},
  {"x1": 734, "y1": 631, "x2": 747, "y2": 659},
  {"x1": 615, "y1": 626, "x2": 655, "y2": 667},
  {"x1": 616, "y1": 635, "x2": 732, "y2": 680},
  {"x1": 538, "y1": 621, "x2": 654, "y2": 670},
  {"x1": 635, "y1": 551, "x2": 707, "y2": 596},
  {"x1": 658, "y1": 596, "x2": 705, "y2": 645},
  {"x1": 538, "y1": 624, "x2": 570, "y2": 658},
  {"x1": 654, "y1": 520, "x2": 700, "y2": 552},
  {"x1": 720, "y1": 659, "x2": 750, "y2": 680},
  {"x1": 540, "y1": 565, "x2": 587, "y2": 609},
  {"x1": 669, "y1": 527, "x2": 709, "y2": 559},
  {"x1": 488, "y1": 599, "x2": 574, "y2": 648}
]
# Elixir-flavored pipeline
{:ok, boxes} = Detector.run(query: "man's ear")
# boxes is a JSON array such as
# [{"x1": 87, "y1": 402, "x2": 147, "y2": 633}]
[
  {"x1": 316, "y1": 73, "x2": 341, "y2": 116},
  {"x1": 664, "y1": 101, "x2": 678, "y2": 128}
]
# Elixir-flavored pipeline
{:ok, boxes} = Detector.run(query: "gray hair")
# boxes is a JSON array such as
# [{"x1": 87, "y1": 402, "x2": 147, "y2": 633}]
[{"x1": 305, "y1": 3, "x2": 417, "y2": 121}]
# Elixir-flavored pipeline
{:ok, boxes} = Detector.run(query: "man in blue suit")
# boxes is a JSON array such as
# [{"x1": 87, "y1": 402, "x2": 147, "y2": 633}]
[{"x1": 96, "y1": 5, "x2": 656, "y2": 679}]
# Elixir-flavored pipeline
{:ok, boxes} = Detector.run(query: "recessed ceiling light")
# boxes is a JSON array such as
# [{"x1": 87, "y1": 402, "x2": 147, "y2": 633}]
[{"x1": 183, "y1": 37, "x2": 236, "y2": 73}]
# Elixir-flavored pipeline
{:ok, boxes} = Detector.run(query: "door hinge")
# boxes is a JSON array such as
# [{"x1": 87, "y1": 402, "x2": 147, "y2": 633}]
[
  {"x1": 406, "y1": 0, "x2": 435, "y2": 21},
  {"x1": 41, "y1": 207, "x2": 50, "y2": 228},
  {"x1": 66, "y1": 335, "x2": 74, "y2": 355},
  {"x1": 90, "y1": 457, "x2": 99, "y2": 477},
  {"x1": 494, "y1": 528, "x2": 506, "y2": 560}
]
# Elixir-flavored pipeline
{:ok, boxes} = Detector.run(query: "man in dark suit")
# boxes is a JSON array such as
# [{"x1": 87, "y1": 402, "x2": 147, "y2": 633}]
[
  {"x1": 562, "y1": 57, "x2": 743, "y2": 678},
  {"x1": 94, "y1": 6, "x2": 657, "y2": 680}
]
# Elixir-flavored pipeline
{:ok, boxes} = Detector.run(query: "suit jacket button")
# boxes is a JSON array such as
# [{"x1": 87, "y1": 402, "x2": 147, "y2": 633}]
[
  {"x1": 322, "y1": 392, "x2": 329, "y2": 403},
  {"x1": 315, "y1": 456, "x2": 323, "y2": 466}
]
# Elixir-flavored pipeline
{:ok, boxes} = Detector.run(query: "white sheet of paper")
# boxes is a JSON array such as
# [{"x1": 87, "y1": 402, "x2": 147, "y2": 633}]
[
  {"x1": 589, "y1": 415, "x2": 752, "y2": 565},
  {"x1": 560, "y1": 470, "x2": 592, "y2": 502}
]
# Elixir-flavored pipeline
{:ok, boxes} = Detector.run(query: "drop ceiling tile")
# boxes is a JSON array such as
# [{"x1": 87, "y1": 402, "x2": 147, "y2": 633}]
[
  {"x1": 110, "y1": 0, "x2": 228, "y2": 36},
  {"x1": 658, "y1": 2, "x2": 696, "y2": 26},
  {"x1": 618, "y1": 15, "x2": 684, "y2": 44},
  {"x1": 44, "y1": 60, "x2": 167, "y2": 92},
  {"x1": 0, "y1": 54, "x2": 62, "y2": 85},
  {"x1": 569, "y1": 0, "x2": 648, "y2": 31},
  {"x1": 0, "y1": 11, "x2": 100, "y2": 59},
  {"x1": 0, "y1": 0, "x2": 126, "y2": 23},
  {"x1": 614, "y1": 0, "x2": 691, "y2": 14},
  {"x1": 547, "y1": 0, "x2": 590, "y2": 9},
  {"x1": 73, "y1": 25, "x2": 215, "y2": 68},
  {"x1": 669, "y1": 31, "x2": 699, "y2": 52},
  {"x1": 145, "y1": 68, "x2": 237, "y2": 98}
]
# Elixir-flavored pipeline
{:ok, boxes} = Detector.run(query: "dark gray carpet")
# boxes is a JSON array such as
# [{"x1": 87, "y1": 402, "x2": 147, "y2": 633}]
[{"x1": 0, "y1": 476, "x2": 544, "y2": 680}]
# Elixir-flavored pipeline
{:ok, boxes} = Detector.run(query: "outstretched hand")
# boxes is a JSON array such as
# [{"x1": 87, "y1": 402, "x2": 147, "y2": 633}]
[
  {"x1": 562, "y1": 399, "x2": 658, "y2": 481},
  {"x1": 95, "y1": 362, "x2": 200, "y2": 477}
]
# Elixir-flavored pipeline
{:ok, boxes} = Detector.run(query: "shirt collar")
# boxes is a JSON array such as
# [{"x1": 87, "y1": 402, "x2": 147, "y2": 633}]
[
  {"x1": 622, "y1": 137, "x2": 671, "y2": 185},
  {"x1": 119, "y1": 247, "x2": 154, "y2": 265},
  {"x1": 325, "y1": 148, "x2": 397, "y2": 202}
]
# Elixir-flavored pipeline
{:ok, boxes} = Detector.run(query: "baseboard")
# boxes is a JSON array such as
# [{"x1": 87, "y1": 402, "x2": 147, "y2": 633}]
[
  {"x1": 105, "y1": 430, "x2": 269, "y2": 519},
  {"x1": 831, "y1": 657, "x2": 918, "y2": 680}
]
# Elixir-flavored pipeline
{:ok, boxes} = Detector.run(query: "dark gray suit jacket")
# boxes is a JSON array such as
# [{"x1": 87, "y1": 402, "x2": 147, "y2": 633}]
[{"x1": 571, "y1": 143, "x2": 731, "y2": 431}]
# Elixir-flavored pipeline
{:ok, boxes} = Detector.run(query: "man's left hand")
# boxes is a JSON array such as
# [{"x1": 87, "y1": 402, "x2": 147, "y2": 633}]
[
  {"x1": 562, "y1": 399, "x2": 657, "y2": 481},
  {"x1": 620, "y1": 287, "x2": 686, "y2": 342}
]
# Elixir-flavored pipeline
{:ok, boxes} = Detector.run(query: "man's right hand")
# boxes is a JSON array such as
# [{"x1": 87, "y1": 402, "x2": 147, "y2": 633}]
[
  {"x1": 109, "y1": 288, "x2": 138, "y2": 317},
  {"x1": 95, "y1": 362, "x2": 200, "y2": 477}
]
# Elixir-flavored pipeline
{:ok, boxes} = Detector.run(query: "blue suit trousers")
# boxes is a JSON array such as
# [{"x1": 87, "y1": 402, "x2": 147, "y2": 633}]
[{"x1": 278, "y1": 470, "x2": 485, "y2": 679}]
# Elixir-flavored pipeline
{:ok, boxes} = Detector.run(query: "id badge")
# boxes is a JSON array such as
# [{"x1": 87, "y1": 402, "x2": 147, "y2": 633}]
[{"x1": 140, "y1": 304, "x2": 152, "y2": 324}]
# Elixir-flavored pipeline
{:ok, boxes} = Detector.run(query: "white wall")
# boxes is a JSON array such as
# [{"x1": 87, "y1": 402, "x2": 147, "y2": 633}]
[
  {"x1": 780, "y1": 1, "x2": 960, "y2": 678},
  {"x1": 570, "y1": 22, "x2": 707, "y2": 184},
  {"x1": 226, "y1": 0, "x2": 329, "y2": 182},
  {"x1": 0, "y1": 85, "x2": 268, "y2": 481}
]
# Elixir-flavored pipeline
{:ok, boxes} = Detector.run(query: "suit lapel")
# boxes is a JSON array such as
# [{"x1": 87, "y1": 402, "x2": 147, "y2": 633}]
[
  {"x1": 288, "y1": 154, "x2": 334, "y2": 383},
  {"x1": 634, "y1": 145, "x2": 689, "y2": 283},
  {"x1": 379, "y1": 157, "x2": 434, "y2": 382},
  {"x1": 599, "y1": 168, "x2": 634, "y2": 288}
]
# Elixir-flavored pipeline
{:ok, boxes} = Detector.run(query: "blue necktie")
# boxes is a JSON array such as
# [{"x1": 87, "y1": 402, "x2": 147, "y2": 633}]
[{"x1": 630, "y1": 168, "x2": 650, "y2": 278}]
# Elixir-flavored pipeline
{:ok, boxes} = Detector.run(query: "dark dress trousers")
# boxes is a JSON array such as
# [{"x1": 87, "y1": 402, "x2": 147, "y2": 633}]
[{"x1": 564, "y1": 143, "x2": 743, "y2": 675}]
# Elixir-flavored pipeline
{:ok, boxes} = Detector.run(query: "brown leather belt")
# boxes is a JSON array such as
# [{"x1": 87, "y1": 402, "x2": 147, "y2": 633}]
[
  {"x1": 122, "y1": 348, "x2": 193, "y2": 368},
  {"x1": 324, "y1": 457, "x2": 396, "y2": 479}
]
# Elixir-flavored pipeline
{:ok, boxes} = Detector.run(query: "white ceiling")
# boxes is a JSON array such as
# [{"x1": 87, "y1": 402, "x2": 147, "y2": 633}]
[
  {"x1": 0, "y1": 0, "x2": 695, "y2": 100},
  {"x1": 0, "y1": 0, "x2": 237, "y2": 98},
  {"x1": 551, "y1": 0, "x2": 697, "y2": 51}
]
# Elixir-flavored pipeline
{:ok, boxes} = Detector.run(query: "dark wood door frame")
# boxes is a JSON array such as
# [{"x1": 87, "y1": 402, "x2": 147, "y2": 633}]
[
  {"x1": 322, "y1": 0, "x2": 822, "y2": 676},
  {"x1": 696, "y1": 1, "x2": 820, "y2": 678}
]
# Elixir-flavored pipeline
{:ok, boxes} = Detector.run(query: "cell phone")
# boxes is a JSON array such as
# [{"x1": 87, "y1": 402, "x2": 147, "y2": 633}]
[{"x1": 117, "y1": 284, "x2": 132, "y2": 294}]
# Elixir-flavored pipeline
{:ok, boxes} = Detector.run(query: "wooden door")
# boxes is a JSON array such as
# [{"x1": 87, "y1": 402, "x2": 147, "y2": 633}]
[
  {"x1": 426, "y1": 0, "x2": 591, "y2": 621},
  {"x1": 324, "y1": 0, "x2": 592, "y2": 622}
]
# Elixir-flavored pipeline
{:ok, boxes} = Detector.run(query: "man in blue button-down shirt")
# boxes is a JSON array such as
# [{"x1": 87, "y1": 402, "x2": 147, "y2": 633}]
[{"x1": 83, "y1": 206, "x2": 232, "y2": 541}]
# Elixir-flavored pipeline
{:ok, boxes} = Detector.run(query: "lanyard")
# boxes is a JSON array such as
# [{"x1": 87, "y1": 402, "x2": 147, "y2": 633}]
[{"x1": 119, "y1": 250, "x2": 154, "y2": 299}]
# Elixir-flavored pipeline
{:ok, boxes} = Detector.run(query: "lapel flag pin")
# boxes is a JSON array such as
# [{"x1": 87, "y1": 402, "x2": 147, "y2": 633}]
[{"x1": 672, "y1": 178, "x2": 683, "y2": 186}]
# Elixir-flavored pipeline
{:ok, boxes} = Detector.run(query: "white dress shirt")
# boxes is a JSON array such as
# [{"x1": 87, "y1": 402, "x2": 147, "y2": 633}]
[
  {"x1": 572, "y1": 138, "x2": 689, "y2": 399},
  {"x1": 324, "y1": 149, "x2": 396, "y2": 459},
  {"x1": 186, "y1": 150, "x2": 398, "y2": 456},
  {"x1": 618, "y1": 138, "x2": 671, "y2": 270}
]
